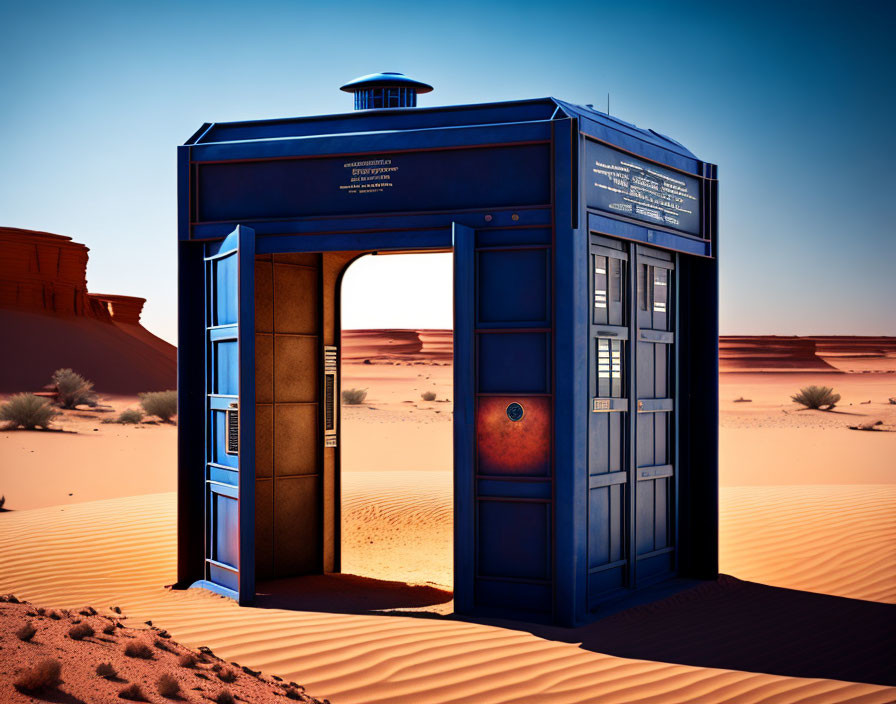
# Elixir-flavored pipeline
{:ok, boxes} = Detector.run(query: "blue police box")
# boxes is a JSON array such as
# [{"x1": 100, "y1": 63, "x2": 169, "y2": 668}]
[{"x1": 176, "y1": 73, "x2": 719, "y2": 626}]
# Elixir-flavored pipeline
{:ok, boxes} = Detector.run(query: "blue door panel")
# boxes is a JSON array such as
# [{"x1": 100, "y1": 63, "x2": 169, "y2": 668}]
[
  {"x1": 476, "y1": 580, "x2": 551, "y2": 613},
  {"x1": 478, "y1": 332, "x2": 550, "y2": 394},
  {"x1": 478, "y1": 500, "x2": 550, "y2": 581},
  {"x1": 211, "y1": 492, "x2": 239, "y2": 567},
  {"x1": 213, "y1": 340, "x2": 239, "y2": 395},
  {"x1": 478, "y1": 249, "x2": 549, "y2": 325},
  {"x1": 214, "y1": 255, "x2": 238, "y2": 326},
  {"x1": 209, "y1": 466, "x2": 238, "y2": 485},
  {"x1": 588, "y1": 487, "x2": 611, "y2": 566},
  {"x1": 208, "y1": 564, "x2": 239, "y2": 592},
  {"x1": 200, "y1": 225, "x2": 255, "y2": 604}
]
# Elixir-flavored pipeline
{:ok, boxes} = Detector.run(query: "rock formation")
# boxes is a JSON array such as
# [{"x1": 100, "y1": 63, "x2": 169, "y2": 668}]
[{"x1": 0, "y1": 226, "x2": 176, "y2": 394}]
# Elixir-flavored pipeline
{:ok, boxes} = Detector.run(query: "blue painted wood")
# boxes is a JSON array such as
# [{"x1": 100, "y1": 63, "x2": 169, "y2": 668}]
[
  {"x1": 477, "y1": 479, "x2": 552, "y2": 500},
  {"x1": 197, "y1": 225, "x2": 256, "y2": 606},
  {"x1": 177, "y1": 91, "x2": 719, "y2": 626},
  {"x1": 196, "y1": 98, "x2": 558, "y2": 145},
  {"x1": 551, "y1": 118, "x2": 586, "y2": 626},
  {"x1": 257, "y1": 230, "x2": 453, "y2": 254},
  {"x1": 177, "y1": 147, "x2": 190, "y2": 241},
  {"x1": 588, "y1": 212, "x2": 711, "y2": 257},
  {"x1": 188, "y1": 579, "x2": 238, "y2": 601},
  {"x1": 236, "y1": 224, "x2": 256, "y2": 605},
  {"x1": 192, "y1": 207, "x2": 553, "y2": 240},
  {"x1": 453, "y1": 222, "x2": 476, "y2": 614},
  {"x1": 191, "y1": 121, "x2": 552, "y2": 164},
  {"x1": 177, "y1": 241, "x2": 206, "y2": 588}
]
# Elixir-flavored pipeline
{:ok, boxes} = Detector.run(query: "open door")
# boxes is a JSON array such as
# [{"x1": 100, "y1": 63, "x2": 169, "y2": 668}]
[{"x1": 198, "y1": 225, "x2": 256, "y2": 604}]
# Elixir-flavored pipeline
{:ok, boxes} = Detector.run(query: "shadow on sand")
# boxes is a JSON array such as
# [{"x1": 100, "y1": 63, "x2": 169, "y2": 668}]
[
  {"x1": 255, "y1": 573, "x2": 453, "y2": 617},
  {"x1": 502, "y1": 575, "x2": 896, "y2": 687},
  {"x1": 255, "y1": 573, "x2": 895, "y2": 685}
]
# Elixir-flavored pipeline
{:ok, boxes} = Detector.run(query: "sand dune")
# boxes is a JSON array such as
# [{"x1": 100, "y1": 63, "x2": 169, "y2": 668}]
[
  {"x1": 3, "y1": 334, "x2": 895, "y2": 701},
  {"x1": 719, "y1": 485, "x2": 896, "y2": 603},
  {"x1": 1, "y1": 488, "x2": 894, "y2": 703}
]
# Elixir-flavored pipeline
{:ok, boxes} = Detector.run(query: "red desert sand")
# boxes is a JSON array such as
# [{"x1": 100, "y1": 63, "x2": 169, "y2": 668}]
[
  {"x1": 0, "y1": 595, "x2": 325, "y2": 703},
  {"x1": 1, "y1": 330, "x2": 895, "y2": 703}
]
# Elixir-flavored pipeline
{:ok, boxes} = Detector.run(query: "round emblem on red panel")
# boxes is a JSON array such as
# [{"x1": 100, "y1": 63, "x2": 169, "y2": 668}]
[{"x1": 506, "y1": 402, "x2": 524, "y2": 422}]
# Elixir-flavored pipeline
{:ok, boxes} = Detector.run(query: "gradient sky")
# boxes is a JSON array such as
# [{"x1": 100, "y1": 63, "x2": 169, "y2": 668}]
[{"x1": 2, "y1": 0, "x2": 894, "y2": 343}]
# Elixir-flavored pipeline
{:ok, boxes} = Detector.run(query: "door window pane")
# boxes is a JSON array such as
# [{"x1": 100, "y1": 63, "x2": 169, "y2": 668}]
[{"x1": 597, "y1": 338, "x2": 624, "y2": 397}]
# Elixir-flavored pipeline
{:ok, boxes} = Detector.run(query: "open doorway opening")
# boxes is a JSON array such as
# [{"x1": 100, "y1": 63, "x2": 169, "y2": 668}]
[{"x1": 339, "y1": 252, "x2": 454, "y2": 593}]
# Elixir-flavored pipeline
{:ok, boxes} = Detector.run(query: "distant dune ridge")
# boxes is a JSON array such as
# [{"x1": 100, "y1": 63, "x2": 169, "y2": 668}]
[
  {"x1": 341, "y1": 329, "x2": 453, "y2": 362},
  {"x1": 0, "y1": 226, "x2": 175, "y2": 393},
  {"x1": 720, "y1": 335, "x2": 896, "y2": 373},
  {"x1": 343, "y1": 330, "x2": 896, "y2": 373}
]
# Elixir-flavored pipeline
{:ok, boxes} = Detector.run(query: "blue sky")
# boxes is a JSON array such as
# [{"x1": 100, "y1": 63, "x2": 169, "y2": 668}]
[{"x1": 2, "y1": 0, "x2": 894, "y2": 343}]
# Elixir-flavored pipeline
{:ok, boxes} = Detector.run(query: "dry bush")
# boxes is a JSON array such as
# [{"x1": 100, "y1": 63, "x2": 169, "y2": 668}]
[
  {"x1": 48, "y1": 610, "x2": 61, "y2": 620},
  {"x1": 792, "y1": 385, "x2": 841, "y2": 410},
  {"x1": 421, "y1": 390, "x2": 437, "y2": 401},
  {"x1": 285, "y1": 687, "x2": 305, "y2": 700},
  {"x1": 217, "y1": 667, "x2": 238, "y2": 683},
  {"x1": 96, "y1": 662, "x2": 117, "y2": 679},
  {"x1": 119, "y1": 682, "x2": 147, "y2": 701},
  {"x1": 178, "y1": 653, "x2": 198, "y2": 668},
  {"x1": 52, "y1": 368, "x2": 98, "y2": 408},
  {"x1": 68, "y1": 622, "x2": 95, "y2": 640},
  {"x1": 341, "y1": 388, "x2": 368, "y2": 405},
  {"x1": 0, "y1": 393, "x2": 58, "y2": 429},
  {"x1": 103, "y1": 622, "x2": 116, "y2": 635},
  {"x1": 79, "y1": 606, "x2": 98, "y2": 616},
  {"x1": 16, "y1": 622, "x2": 37, "y2": 642},
  {"x1": 14, "y1": 658, "x2": 62, "y2": 692},
  {"x1": 215, "y1": 690, "x2": 236, "y2": 704},
  {"x1": 117, "y1": 408, "x2": 144, "y2": 424},
  {"x1": 139, "y1": 390, "x2": 178, "y2": 421},
  {"x1": 157, "y1": 673, "x2": 180, "y2": 698},
  {"x1": 124, "y1": 640, "x2": 155, "y2": 659}
]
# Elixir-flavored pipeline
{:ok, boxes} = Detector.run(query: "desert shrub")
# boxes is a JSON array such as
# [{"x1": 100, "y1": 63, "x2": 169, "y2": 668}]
[
  {"x1": 119, "y1": 682, "x2": 147, "y2": 701},
  {"x1": 792, "y1": 385, "x2": 841, "y2": 410},
  {"x1": 14, "y1": 658, "x2": 62, "y2": 691},
  {"x1": 341, "y1": 388, "x2": 368, "y2": 405},
  {"x1": 157, "y1": 673, "x2": 180, "y2": 698},
  {"x1": 103, "y1": 622, "x2": 116, "y2": 635},
  {"x1": 124, "y1": 640, "x2": 155, "y2": 659},
  {"x1": 0, "y1": 393, "x2": 58, "y2": 429},
  {"x1": 139, "y1": 390, "x2": 177, "y2": 421},
  {"x1": 215, "y1": 690, "x2": 236, "y2": 704},
  {"x1": 52, "y1": 368, "x2": 97, "y2": 408},
  {"x1": 16, "y1": 622, "x2": 37, "y2": 642},
  {"x1": 178, "y1": 653, "x2": 197, "y2": 668},
  {"x1": 285, "y1": 687, "x2": 304, "y2": 700},
  {"x1": 96, "y1": 662, "x2": 117, "y2": 679},
  {"x1": 0, "y1": 495, "x2": 5, "y2": 509},
  {"x1": 115, "y1": 408, "x2": 144, "y2": 424},
  {"x1": 68, "y1": 622, "x2": 95, "y2": 640},
  {"x1": 48, "y1": 610, "x2": 61, "y2": 620},
  {"x1": 421, "y1": 391, "x2": 437, "y2": 401},
  {"x1": 217, "y1": 668, "x2": 238, "y2": 683}
]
